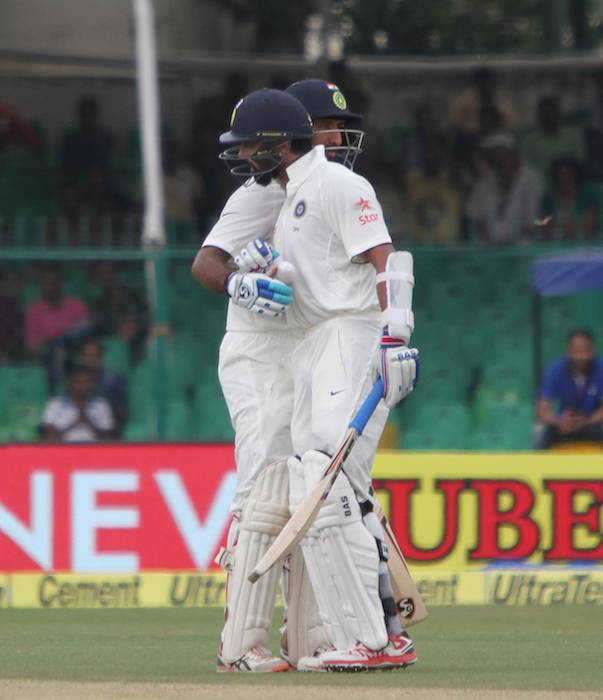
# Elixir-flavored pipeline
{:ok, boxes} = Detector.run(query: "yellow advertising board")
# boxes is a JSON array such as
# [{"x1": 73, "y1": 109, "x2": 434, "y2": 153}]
[
  {"x1": 8, "y1": 572, "x2": 228, "y2": 608},
  {"x1": 4, "y1": 569, "x2": 603, "y2": 608},
  {"x1": 372, "y1": 451, "x2": 603, "y2": 570}
]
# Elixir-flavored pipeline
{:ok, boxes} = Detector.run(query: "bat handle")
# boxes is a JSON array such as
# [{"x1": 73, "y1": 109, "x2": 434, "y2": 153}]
[{"x1": 348, "y1": 378, "x2": 384, "y2": 435}]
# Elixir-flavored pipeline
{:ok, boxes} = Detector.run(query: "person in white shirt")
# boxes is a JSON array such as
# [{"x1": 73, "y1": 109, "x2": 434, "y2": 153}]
[
  {"x1": 194, "y1": 88, "x2": 419, "y2": 673},
  {"x1": 192, "y1": 82, "x2": 367, "y2": 673},
  {"x1": 40, "y1": 365, "x2": 115, "y2": 442},
  {"x1": 467, "y1": 131, "x2": 542, "y2": 244}
]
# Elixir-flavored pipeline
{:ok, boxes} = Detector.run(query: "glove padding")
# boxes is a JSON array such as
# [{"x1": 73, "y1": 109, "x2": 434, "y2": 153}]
[
  {"x1": 379, "y1": 330, "x2": 419, "y2": 408},
  {"x1": 234, "y1": 237, "x2": 277, "y2": 274},
  {"x1": 226, "y1": 272, "x2": 293, "y2": 318}
]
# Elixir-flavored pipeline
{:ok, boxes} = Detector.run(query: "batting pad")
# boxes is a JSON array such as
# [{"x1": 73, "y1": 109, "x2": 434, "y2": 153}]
[
  {"x1": 219, "y1": 459, "x2": 290, "y2": 662},
  {"x1": 282, "y1": 546, "x2": 329, "y2": 665},
  {"x1": 289, "y1": 451, "x2": 388, "y2": 651}
]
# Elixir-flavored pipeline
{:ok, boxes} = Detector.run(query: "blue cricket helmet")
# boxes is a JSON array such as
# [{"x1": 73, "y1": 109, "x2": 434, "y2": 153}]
[
  {"x1": 285, "y1": 79, "x2": 362, "y2": 122},
  {"x1": 285, "y1": 79, "x2": 364, "y2": 169},
  {"x1": 220, "y1": 88, "x2": 313, "y2": 146}
]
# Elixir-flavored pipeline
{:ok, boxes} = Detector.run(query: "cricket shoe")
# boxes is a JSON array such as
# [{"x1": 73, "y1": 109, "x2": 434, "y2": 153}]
[
  {"x1": 216, "y1": 646, "x2": 289, "y2": 673},
  {"x1": 320, "y1": 634, "x2": 417, "y2": 672},
  {"x1": 296, "y1": 644, "x2": 336, "y2": 672}
]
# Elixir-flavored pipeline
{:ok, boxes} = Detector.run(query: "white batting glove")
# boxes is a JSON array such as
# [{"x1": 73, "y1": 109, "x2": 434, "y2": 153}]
[
  {"x1": 226, "y1": 272, "x2": 293, "y2": 318},
  {"x1": 379, "y1": 328, "x2": 419, "y2": 408},
  {"x1": 234, "y1": 237, "x2": 278, "y2": 274}
]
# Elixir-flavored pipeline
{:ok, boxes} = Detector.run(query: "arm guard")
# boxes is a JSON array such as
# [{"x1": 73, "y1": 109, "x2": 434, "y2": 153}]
[{"x1": 376, "y1": 251, "x2": 414, "y2": 344}]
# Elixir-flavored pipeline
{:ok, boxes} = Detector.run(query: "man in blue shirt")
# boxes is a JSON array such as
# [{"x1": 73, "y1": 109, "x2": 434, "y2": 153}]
[{"x1": 535, "y1": 329, "x2": 603, "y2": 449}]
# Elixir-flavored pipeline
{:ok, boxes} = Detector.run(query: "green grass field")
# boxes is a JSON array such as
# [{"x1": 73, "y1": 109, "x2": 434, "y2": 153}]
[{"x1": 1, "y1": 606, "x2": 602, "y2": 698}]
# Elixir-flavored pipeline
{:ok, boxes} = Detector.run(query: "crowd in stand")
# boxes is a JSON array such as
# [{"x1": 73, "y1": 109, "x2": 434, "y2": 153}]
[
  {"x1": 2, "y1": 66, "x2": 603, "y2": 248},
  {"x1": 2, "y1": 66, "x2": 603, "y2": 442},
  {"x1": 370, "y1": 67, "x2": 603, "y2": 246},
  {"x1": 0, "y1": 259, "x2": 144, "y2": 441}
]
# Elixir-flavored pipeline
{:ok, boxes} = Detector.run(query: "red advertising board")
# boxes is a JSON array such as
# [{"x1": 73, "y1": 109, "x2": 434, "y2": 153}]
[
  {"x1": 1, "y1": 446, "x2": 602, "y2": 574},
  {"x1": 0, "y1": 444, "x2": 235, "y2": 572}
]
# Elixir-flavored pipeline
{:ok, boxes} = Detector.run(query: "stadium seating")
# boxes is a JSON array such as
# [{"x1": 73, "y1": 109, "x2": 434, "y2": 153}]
[
  {"x1": 2, "y1": 248, "x2": 598, "y2": 448},
  {"x1": 0, "y1": 365, "x2": 47, "y2": 441}
]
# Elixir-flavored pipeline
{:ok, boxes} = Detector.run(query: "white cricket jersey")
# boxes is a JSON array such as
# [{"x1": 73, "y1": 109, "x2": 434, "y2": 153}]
[
  {"x1": 273, "y1": 145, "x2": 391, "y2": 329},
  {"x1": 201, "y1": 180, "x2": 286, "y2": 332},
  {"x1": 42, "y1": 396, "x2": 114, "y2": 442}
]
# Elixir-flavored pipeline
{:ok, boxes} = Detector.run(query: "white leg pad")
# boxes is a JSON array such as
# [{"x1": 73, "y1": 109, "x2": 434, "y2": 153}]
[
  {"x1": 289, "y1": 451, "x2": 388, "y2": 651},
  {"x1": 219, "y1": 459, "x2": 290, "y2": 662},
  {"x1": 282, "y1": 546, "x2": 329, "y2": 665}
]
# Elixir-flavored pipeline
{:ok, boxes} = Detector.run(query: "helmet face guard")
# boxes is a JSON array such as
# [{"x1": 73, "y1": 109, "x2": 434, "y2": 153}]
[
  {"x1": 219, "y1": 139, "x2": 286, "y2": 186},
  {"x1": 218, "y1": 89, "x2": 314, "y2": 186},
  {"x1": 318, "y1": 126, "x2": 365, "y2": 170}
]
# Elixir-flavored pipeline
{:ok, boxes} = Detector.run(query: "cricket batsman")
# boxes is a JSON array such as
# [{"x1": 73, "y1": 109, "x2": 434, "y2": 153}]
[
  {"x1": 192, "y1": 82, "x2": 370, "y2": 672},
  {"x1": 217, "y1": 87, "x2": 419, "y2": 671}
]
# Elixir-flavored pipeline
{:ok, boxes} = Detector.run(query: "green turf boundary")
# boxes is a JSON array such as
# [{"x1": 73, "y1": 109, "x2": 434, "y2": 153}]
[{"x1": 1, "y1": 606, "x2": 601, "y2": 691}]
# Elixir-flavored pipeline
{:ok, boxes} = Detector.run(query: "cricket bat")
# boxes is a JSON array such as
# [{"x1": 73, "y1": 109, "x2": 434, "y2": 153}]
[
  {"x1": 373, "y1": 500, "x2": 429, "y2": 626},
  {"x1": 248, "y1": 377, "x2": 385, "y2": 583}
]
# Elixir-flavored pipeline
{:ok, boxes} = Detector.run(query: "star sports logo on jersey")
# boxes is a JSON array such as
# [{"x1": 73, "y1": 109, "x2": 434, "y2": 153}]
[{"x1": 355, "y1": 196, "x2": 379, "y2": 225}]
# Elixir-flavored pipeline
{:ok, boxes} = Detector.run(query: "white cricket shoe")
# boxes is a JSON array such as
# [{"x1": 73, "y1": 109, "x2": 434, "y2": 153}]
[
  {"x1": 320, "y1": 634, "x2": 417, "y2": 672},
  {"x1": 296, "y1": 644, "x2": 335, "y2": 672},
  {"x1": 216, "y1": 645, "x2": 289, "y2": 673}
]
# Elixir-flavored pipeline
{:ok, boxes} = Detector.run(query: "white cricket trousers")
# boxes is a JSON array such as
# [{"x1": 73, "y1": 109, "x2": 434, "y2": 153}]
[
  {"x1": 218, "y1": 329, "x2": 300, "y2": 512},
  {"x1": 290, "y1": 314, "x2": 389, "y2": 502}
]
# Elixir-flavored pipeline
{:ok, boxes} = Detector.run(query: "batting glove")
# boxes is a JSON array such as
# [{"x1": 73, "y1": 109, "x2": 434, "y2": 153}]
[
  {"x1": 234, "y1": 237, "x2": 278, "y2": 274},
  {"x1": 379, "y1": 327, "x2": 419, "y2": 408},
  {"x1": 226, "y1": 272, "x2": 293, "y2": 318}
]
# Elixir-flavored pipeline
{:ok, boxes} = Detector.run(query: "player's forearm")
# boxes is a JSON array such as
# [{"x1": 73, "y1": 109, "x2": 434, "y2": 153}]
[{"x1": 191, "y1": 246, "x2": 237, "y2": 294}]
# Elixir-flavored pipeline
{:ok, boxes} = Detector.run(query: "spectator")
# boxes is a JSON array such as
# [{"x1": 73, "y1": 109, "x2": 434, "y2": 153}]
[
  {"x1": 160, "y1": 136, "x2": 205, "y2": 243},
  {"x1": 534, "y1": 330, "x2": 603, "y2": 449},
  {"x1": 449, "y1": 66, "x2": 516, "y2": 177},
  {"x1": 60, "y1": 96, "x2": 114, "y2": 188},
  {"x1": 449, "y1": 67, "x2": 516, "y2": 137},
  {"x1": 384, "y1": 99, "x2": 441, "y2": 176},
  {"x1": 523, "y1": 97, "x2": 585, "y2": 181},
  {"x1": 539, "y1": 158, "x2": 599, "y2": 241},
  {"x1": 466, "y1": 131, "x2": 542, "y2": 245},
  {"x1": 25, "y1": 265, "x2": 93, "y2": 390},
  {"x1": 403, "y1": 133, "x2": 461, "y2": 244},
  {"x1": 91, "y1": 272, "x2": 148, "y2": 363},
  {"x1": 0, "y1": 267, "x2": 24, "y2": 362},
  {"x1": 76, "y1": 338, "x2": 129, "y2": 437},
  {"x1": 189, "y1": 94, "x2": 229, "y2": 228},
  {"x1": 40, "y1": 365, "x2": 115, "y2": 442},
  {"x1": 58, "y1": 97, "x2": 132, "y2": 238}
]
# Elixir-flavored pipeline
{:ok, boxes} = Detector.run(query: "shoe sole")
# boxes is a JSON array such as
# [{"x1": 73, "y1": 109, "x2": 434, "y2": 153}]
[
  {"x1": 216, "y1": 662, "x2": 289, "y2": 673},
  {"x1": 324, "y1": 656, "x2": 417, "y2": 673}
]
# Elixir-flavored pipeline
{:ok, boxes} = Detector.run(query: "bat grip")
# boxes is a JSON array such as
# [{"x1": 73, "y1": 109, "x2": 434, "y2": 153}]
[{"x1": 348, "y1": 378, "x2": 384, "y2": 435}]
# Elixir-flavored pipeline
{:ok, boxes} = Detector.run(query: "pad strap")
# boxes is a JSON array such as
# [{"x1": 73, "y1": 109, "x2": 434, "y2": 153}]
[{"x1": 375, "y1": 271, "x2": 415, "y2": 285}]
